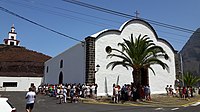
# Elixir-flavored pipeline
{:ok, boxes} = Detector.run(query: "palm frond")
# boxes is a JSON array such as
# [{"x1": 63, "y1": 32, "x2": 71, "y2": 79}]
[
  {"x1": 183, "y1": 72, "x2": 200, "y2": 87},
  {"x1": 148, "y1": 66, "x2": 156, "y2": 76},
  {"x1": 144, "y1": 57, "x2": 169, "y2": 70},
  {"x1": 106, "y1": 61, "x2": 130, "y2": 70}
]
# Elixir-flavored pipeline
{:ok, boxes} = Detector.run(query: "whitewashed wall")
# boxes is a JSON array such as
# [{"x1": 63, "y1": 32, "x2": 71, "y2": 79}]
[
  {"x1": 94, "y1": 19, "x2": 176, "y2": 96},
  {"x1": 0, "y1": 77, "x2": 42, "y2": 91},
  {"x1": 94, "y1": 31, "x2": 132, "y2": 96},
  {"x1": 44, "y1": 43, "x2": 85, "y2": 84}
]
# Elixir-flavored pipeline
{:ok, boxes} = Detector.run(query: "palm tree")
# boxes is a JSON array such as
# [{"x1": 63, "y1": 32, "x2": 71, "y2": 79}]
[
  {"x1": 106, "y1": 34, "x2": 169, "y2": 87},
  {"x1": 183, "y1": 71, "x2": 200, "y2": 87}
]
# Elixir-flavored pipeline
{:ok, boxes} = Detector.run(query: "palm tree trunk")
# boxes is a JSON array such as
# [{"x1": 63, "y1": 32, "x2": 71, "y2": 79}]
[
  {"x1": 141, "y1": 68, "x2": 149, "y2": 86},
  {"x1": 132, "y1": 69, "x2": 142, "y2": 99},
  {"x1": 132, "y1": 69, "x2": 142, "y2": 87}
]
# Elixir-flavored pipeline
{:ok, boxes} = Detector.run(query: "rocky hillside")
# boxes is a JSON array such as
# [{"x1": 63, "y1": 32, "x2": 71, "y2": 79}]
[
  {"x1": 0, "y1": 45, "x2": 51, "y2": 77},
  {"x1": 180, "y1": 28, "x2": 200, "y2": 75}
]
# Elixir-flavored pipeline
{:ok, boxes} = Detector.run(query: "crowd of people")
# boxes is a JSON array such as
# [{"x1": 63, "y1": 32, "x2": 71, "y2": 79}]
[
  {"x1": 36, "y1": 82, "x2": 152, "y2": 104},
  {"x1": 35, "y1": 82, "x2": 152, "y2": 104},
  {"x1": 37, "y1": 83, "x2": 98, "y2": 104},
  {"x1": 27, "y1": 82, "x2": 200, "y2": 108},
  {"x1": 165, "y1": 85, "x2": 197, "y2": 100},
  {"x1": 112, "y1": 83, "x2": 151, "y2": 103},
  {"x1": 24, "y1": 81, "x2": 200, "y2": 112}
]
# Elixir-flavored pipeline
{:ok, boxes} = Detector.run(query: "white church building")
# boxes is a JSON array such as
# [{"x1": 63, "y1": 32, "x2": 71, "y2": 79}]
[{"x1": 44, "y1": 19, "x2": 178, "y2": 96}]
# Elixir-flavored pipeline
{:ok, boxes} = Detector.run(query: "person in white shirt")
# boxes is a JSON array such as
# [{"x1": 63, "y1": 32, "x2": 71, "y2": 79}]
[
  {"x1": 91, "y1": 84, "x2": 96, "y2": 98},
  {"x1": 114, "y1": 86, "x2": 120, "y2": 103},
  {"x1": 25, "y1": 87, "x2": 36, "y2": 112},
  {"x1": 63, "y1": 87, "x2": 67, "y2": 103}
]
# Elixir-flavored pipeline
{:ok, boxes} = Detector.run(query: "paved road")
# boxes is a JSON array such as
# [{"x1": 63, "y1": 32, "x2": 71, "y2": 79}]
[{"x1": 1, "y1": 91, "x2": 200, "y2": 112}]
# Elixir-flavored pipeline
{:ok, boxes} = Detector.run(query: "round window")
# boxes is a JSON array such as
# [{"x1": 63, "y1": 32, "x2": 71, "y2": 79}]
[
  {"x1": 105, "y1": 46, "x2": 112, "y2": 54},
  {"x1": 164, "y1": 54, "x2": 169, "y2": 60}
]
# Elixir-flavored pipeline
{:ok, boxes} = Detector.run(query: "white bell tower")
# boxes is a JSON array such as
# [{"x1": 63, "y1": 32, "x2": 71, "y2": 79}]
[{"x1": 4, "y1": 24, "x2": 20, "y2": 46}]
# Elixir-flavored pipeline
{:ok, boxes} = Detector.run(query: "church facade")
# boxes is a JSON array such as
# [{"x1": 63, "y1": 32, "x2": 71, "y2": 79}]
[{"x1": 44, "y1": 19, "x2": 177, "y2": 96}]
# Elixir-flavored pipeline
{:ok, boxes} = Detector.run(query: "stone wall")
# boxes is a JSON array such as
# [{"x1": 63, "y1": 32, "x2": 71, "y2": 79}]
[{"x1": 85, "y1": 37, "x2": 95, "y2": 85}]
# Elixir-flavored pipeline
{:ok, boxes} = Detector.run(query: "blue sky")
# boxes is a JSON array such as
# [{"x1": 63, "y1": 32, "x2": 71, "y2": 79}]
[{"x1": 0, "y1": 0, "x2": 200, "y2": 57}]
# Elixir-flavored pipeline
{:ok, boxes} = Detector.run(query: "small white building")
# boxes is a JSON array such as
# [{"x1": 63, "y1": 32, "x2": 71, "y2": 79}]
[
  {"x1": 0, "y1": 25, "x2": 51, "y2": 91},
  {"x1": 3, "y1": 24, "x2": 20, "y2": 46},
  {"x1": 44, "y1": 19, "x2": 177, "y2": 96},
  {"x1": 0, "y1": 77, "x2": 42, "y2": 91}
]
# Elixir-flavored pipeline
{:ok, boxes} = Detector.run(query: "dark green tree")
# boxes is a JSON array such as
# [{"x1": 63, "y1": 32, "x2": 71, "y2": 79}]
[
  {"x1": 106, "y1": 34, "x2": 169, "y2": 86},
  {"x1": 183, "y1": 71, "x2": 200, "y2": 87}
]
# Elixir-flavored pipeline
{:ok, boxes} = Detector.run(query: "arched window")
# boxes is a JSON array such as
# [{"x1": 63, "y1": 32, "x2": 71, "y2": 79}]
[
  {"x1": 60, "y1": 60, "x2": 63, "y2": 68},
  {"x1": 46, "y1": 66, "x2": 49, "y2": 73},
  {"x1": 59, "y1": 71, "x2": 63, "y2": 84}
]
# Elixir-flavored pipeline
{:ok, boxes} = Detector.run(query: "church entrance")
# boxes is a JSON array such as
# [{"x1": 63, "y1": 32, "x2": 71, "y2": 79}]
[{"x1": 59, "y1": 72, "x2": 63, "y2": 84}]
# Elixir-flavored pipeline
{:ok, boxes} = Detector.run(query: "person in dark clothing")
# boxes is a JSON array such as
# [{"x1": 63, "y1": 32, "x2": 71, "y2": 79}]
[
  {"x1": 120, "y1": 86, "x2": 126, "y2": 103},
  {"x1": 132, "y1": 86, "x2": 137, "y2": 101}
]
